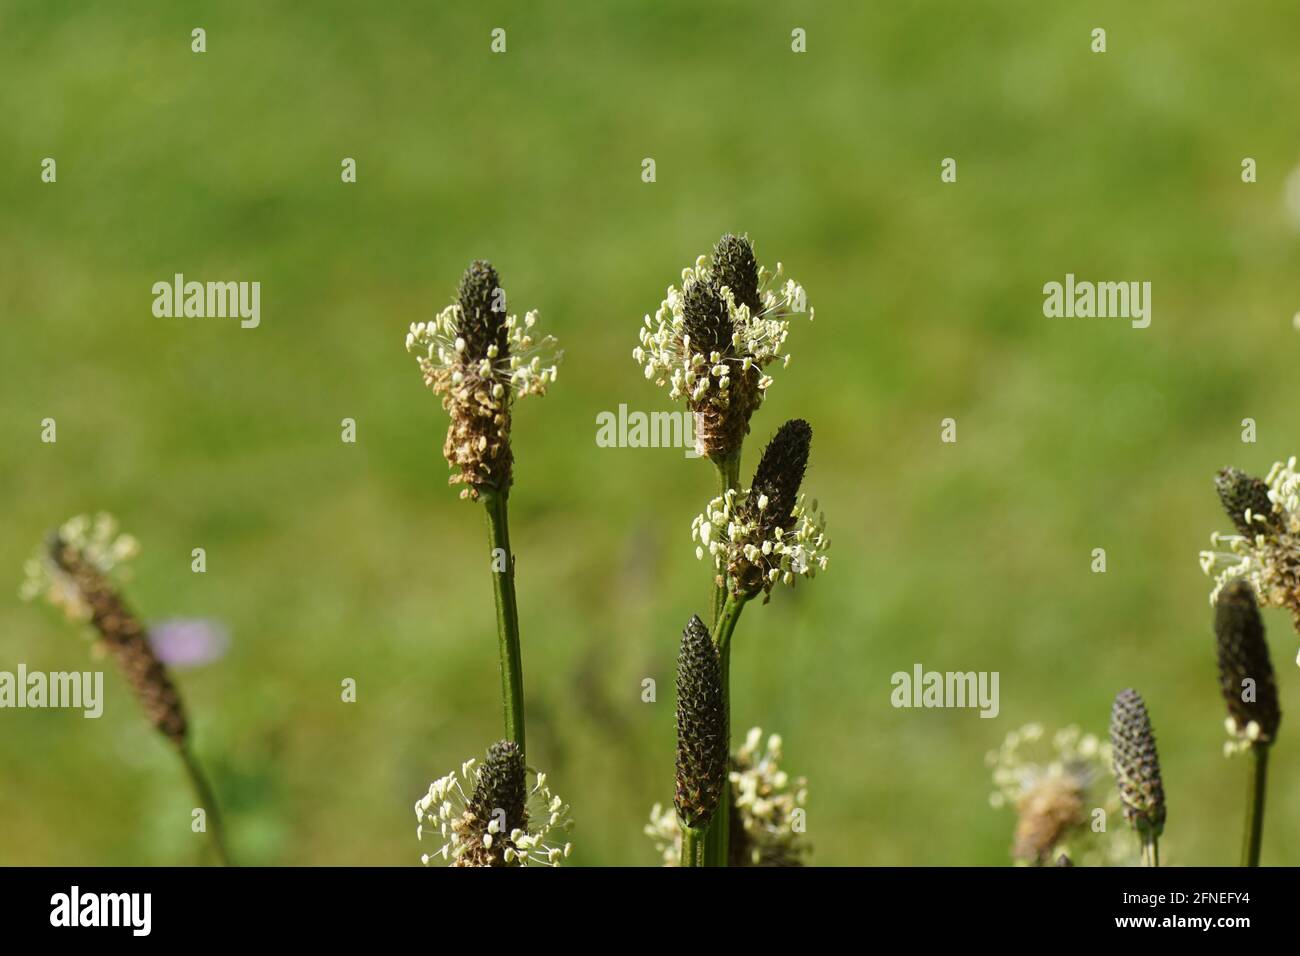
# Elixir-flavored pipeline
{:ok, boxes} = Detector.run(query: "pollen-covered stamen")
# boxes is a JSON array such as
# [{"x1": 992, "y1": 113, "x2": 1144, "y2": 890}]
[
  {"x1": 1214, "y1": 581, "x2": 1281, "y2": 751},
  {"x1": 1109, "y1": 689, "x2": 1166, "y2": 839},
  {"x1": 675, "y1": 615, "x2": 728, "y2": 829}
]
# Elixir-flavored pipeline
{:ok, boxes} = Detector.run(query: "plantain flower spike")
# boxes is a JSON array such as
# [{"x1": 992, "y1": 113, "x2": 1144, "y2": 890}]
[
  {"x1": 405, "y1": 260, "x2": 560, "y2": 500},
  {"x1": 1200, "y1": 461, "x2": 1300, "y2": 664},
  {"x1": 1213, "y1": 580, "x2": 1281, "y2": 755},
  {"x1": 692, "y1": 418, "x2": 828, "y2": 600},
  {"x1": 1109, "y1": 690, "x2": 1166, "y2": 841},
  {"x1": 674, "y1": 615, "x2": 728, "y2": 830},
  {"x1": 21, "y1": 514, "x2": 188, "y2": 746},
  {"x1": 634, "y1": 233, "x2": 811, "y2": 462},
  {"x1": 415, "y1": 740, "x2": 573, "y2": 867},
  {"x1": 647, "y1": 726, "x2": 810, "y2": 866}
]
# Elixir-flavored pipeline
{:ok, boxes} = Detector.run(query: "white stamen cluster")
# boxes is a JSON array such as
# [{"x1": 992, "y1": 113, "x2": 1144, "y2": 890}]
[
  {"x1": 986, "y1": 724, "x2": 1131, "y2": 866},
  {"x1": 1222, "y1": 716, "x2": 1266, "y2": 757},
  {"x1": 20, "y1": 513, "x2": 139, "y2": 621},
  {"x1": 691, "y1": 487, "x2": 829, "y2": 590},
  {"x1": 1200, "y1": 458, "x2": 1300, "y2": 652},
  {"x1": 406, "y1": 304, "x2": 560, "y2": 409},
  {"x1": 414, "y1": 758, "x2": 573, "y2": 867},
  {"x1": 633, "y1": 255, "x2": 810, "y2": 407},
  {"x1": 987, "y1": 724, "x2": 1108, "y2": 810},
  {"x1": 646, "y1": 727, "x2": 810, "y2": 867}
]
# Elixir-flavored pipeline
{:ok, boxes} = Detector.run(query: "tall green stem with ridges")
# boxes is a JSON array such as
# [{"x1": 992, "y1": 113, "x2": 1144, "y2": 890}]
[
  {"x1": 1142, "y1": 836, "x2": 1160, "y2": 867},
  {"x1": 702, "y1": 592, "x2": 749, "y2": 866},
  {"x1": 481, "y1": 487, "x2": 526, "y2": 758},
  {"x1": 1241, "y1": 746, "x2": 1269, "y2": 867},
  {"x1": 681, "y1": 824, "x2": 707, "y2": 867}
]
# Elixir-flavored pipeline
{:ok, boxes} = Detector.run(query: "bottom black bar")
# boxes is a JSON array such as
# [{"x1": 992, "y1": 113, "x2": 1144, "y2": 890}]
[{"x1": 0, "y1": 866, "x2": 1284, "y2": 939}]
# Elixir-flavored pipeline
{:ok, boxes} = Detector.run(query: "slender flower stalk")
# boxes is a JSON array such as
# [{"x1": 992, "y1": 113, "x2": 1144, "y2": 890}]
[
  {"x1": 405, "y1": 260, "x2": 560, "y2": 758},
  {"x1": 675, "y1": 615, "x2": 728, "y2": 866},
  {"x1": 21, "y1": 514, "x2": 231, "y2": 866},
  {"x1": 1109, "y1": 689, "x2": 1166, "y2": 866},
  {"x1": 481, "y1": 487, "x2": 525, "y2": 751},
  {"x1": 691, "y1": 420, "x2": 828, "y2": 865},
  {"x1": 1213, "y1": 581, "x2": 1281, "y2": 866}
]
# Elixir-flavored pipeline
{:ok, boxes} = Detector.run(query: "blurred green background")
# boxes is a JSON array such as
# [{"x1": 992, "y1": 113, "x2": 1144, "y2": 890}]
[{"x1": 3, "y1": 0, "x2": 1300, "y2": 866}]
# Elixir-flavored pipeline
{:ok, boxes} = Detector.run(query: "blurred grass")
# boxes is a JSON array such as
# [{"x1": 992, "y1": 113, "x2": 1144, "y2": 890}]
[{"x1": 3, "y1": 0, "x2": 1300, "y2": 865}]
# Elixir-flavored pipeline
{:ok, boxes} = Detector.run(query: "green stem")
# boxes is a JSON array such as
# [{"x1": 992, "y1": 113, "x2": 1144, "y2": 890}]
[
  {"x1": 1241, "y1": 745, "x2": 1269, "y2": 867},
  {"x1": 1142, "y1": 835, "x2": 1160, "y2": 868},
  {"x1": 709, "y1": 451, "x2": 742, "y2": 631},
  {"x1": 178, "y1": 743, "x2": 230, "y2": 866},
  {"x1": 702, "y1": 592, "x2": 750, "y2": 866},
  {"x1": 481, "y1": 488, "x2": 526, "y2": 758},
  {"x1": 680, "y1": 823, "x2": 707, "y2": 867}
]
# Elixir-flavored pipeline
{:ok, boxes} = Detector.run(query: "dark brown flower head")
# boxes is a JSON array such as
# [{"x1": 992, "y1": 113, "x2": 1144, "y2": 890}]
[
  {"x1": 459, "y1": 739, "x2": 529, "y2": 867},
  {"x1": 1214, "y1": 581, "x2": 1281, "y2": 746},
  {"x1": 681, "y1": 275, "x2": 733, "y2": 358},
  {"x1": 674, "y1": 615, "x2": 727, "y2": 829},
  {"x1": 730, "y1": 419, "x2": 813, "y2": 596},
  {"x1": 1109, "y1": 689, "x2": 1166, "y2": 839},
  {"x1": 456, "y1": 259, "x2": 510, "y2": 364},
  {"x1": 748, "y1": 419, "x2": 811, "y2": 535},
  {"x1": 43, "y1": 531, "x2": 188, "y2": 746},
  {"x1": 712, "y1": 233, "x2": 762, "y2": 316},
  {"x1": 1215, "y1": 467, "x2": 1279, "y2": 538}
]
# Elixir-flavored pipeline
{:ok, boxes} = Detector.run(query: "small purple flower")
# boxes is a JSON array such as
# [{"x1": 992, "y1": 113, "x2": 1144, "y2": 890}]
[{"x1": 148, "y1": 618, "x2": 229, "y2": 669}]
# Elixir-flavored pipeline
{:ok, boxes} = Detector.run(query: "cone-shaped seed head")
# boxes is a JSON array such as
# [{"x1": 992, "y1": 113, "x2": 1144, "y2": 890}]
[
  {"x1": 456, "y1": 259, "x2": 510, "y2": 363},
  {"x1": 47, "y1": 533, "x2": 188, "y2": 745},
  {"x1": 730, "y1": 419, "x2": 813, "y2": 596},
  {"x1": 712, "y1": 233, "x2": 762, "y2": 316},
  {"x1": 749, "y1": 419, "x2": 811, "y2": 534},
  {"x1": 1109, "y1": 689, "x2": 1166, "y2": 839},
  {"x1": 681, "y1": 275, "x2": 733, "y2": 358},
  {"x1": 1214, "y1": 581, "x2": 1281, "y2": 744},
  {"x1": 462, "y1": 740, "x2": 528, "y2": 867},
  {"x1": 674, "y1": 615, "x2": 727, "y2": 829},
  {"x1": 1215, "y1": 467, "x2": 1279, "y2": 538}
]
